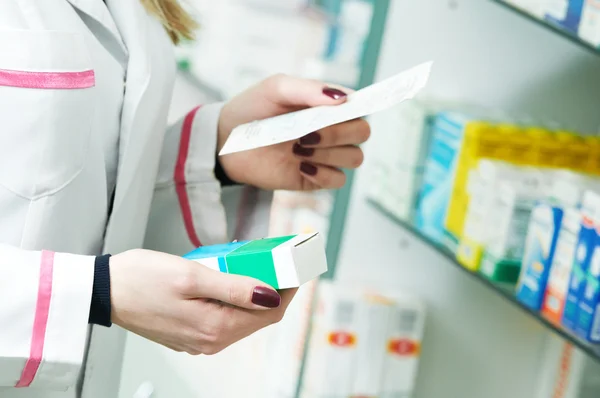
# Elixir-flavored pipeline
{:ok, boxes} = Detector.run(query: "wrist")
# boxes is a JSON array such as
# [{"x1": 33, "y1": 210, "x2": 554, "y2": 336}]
[
  {"x1": 216, "y1": 103, "x2": 244, "y2": 185},
  {"x1": 216, "y1": 102, "x2": 232, "y2": 155},
  {"x1": 89, "y1": 254, "x2": 112, "y2": 327}
]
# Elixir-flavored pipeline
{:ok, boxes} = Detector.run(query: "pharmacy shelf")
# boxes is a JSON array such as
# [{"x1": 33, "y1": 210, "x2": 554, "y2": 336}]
[
  {"x1": 492, "y1": 0, "x2": 600, "y2": 56},
  {"x1": 367, "y1": 198, "x2": 600, "y2": 364}
]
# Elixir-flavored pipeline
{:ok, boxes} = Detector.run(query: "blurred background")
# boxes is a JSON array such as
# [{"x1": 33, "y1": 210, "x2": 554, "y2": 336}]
[{"x1": 119, "y1": 0, "x2": 600, "y2": 397}]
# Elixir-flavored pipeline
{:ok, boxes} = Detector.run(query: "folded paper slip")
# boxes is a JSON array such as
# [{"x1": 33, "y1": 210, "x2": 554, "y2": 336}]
[
  {"x1": 183, "y1": 233, "x2": 328, "y2": 289},
  {"x1": 219, "y1": 61, "x2": 433, "y2": 155}
]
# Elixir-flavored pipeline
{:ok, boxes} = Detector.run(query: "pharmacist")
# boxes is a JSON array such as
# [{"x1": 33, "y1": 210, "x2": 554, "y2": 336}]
[{"x1": 0, "y1": 2, "x2": 370, "y2": 397}]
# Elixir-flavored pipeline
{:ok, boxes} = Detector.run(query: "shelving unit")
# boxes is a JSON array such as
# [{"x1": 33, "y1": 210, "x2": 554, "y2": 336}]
[
  {"x1": 367, "y1": 198, "x2": 600, "y2": 364},
  {"x1": 492, "y1": 0, "x2": 600, "y2": 56},
  {"x1": 322, "y1": 0, "x2": 391, "y2": 277},
  {"x1": 323, "y1": 1, "x2": 600, "y2": 397}
]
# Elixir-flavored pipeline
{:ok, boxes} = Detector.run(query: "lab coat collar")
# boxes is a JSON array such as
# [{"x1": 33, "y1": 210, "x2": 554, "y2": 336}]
[
  {"x1": 65, "y1": 0, "x2": 127, "y2": 54},
  {"x1": 103, "y1": 0, "x2": 152, "y2": 209}
]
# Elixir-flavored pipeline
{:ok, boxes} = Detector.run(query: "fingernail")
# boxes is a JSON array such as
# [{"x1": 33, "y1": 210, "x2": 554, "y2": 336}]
[
  {"x1": 323, "y1": 87, "x2": 347, "y2": 100},
  {"x1": 299, "y1": 132, "x2": 321, "y2": 145},
  {"x1": 300, "y1": 162, "x2": 318, "y2": 176},
  {"x1": 293, "y1": 143, "x2": 315, "y2": 157},
  {"x1": 252, "y1": 286, "x2": 281, "y2": 308}
]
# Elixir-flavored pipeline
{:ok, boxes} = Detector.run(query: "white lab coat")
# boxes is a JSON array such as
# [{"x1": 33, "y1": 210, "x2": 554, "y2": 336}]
[{"x1": 0, "y1": 1, "x2": 272, "y2": 397}]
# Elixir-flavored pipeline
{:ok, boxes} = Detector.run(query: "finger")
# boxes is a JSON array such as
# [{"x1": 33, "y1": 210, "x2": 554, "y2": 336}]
[
  {"x1": 299, "y1": 162, "x2": 346, "y2": 189},
  {"x1": 187, "y1": 265, "x2": 281, "y2": 310},
  {"x1": 263, "y1": 74, "x2": 352, "y2": 108},
  {"x1": 224, "y1": 288, "x2": 300, "y2": 334},
  {"x1": 293, "y1": 144, "x2": 364, "y2": 169},
  {"x1": 298, "y1": 118, "x2": 370, "y2": 148},
  {"x1": 277, "y1": 288, "x2": 299, "y2": 312}
]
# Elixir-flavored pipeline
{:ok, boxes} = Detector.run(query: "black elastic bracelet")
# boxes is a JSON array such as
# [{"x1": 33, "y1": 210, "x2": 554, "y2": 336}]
[
  {"x1": 89, "y1": 254, "x2": 112, "y2": 327},
  {"x1": 214, "y1": 154, "x2": 239, "y2": 186}
]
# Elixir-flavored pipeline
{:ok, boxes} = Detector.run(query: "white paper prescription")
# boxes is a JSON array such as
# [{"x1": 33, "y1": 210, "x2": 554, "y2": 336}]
[{"x1": 218, "y1": 61, "x2": 433, "y2": 155}]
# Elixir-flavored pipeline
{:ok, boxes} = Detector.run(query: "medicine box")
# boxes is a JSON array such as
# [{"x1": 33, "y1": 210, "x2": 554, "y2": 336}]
[
  {"x1": 367, "y1": 100, "x2": 437, "y2": 222},
  {"x1": 562, "y1": 217, "x2": 598, "y2": 332},
  {"x1": 262, "y1": 280, "x2": 318, "y2": 398},
  {"x1": 562, "y1": 190, "x2": 600, "y2": 331},
  {"x1": 350, "y1": 292, "x2": 426, "y2": 398},
  {"x1": 457, "y1": 160, "x2": 514, "y2": 270},
  {"x1": 380, "y1": 295, "x2": 426, "y2": 398},
  {"x1": 184, "y1": 233, "x2": 327, "y2": 289},
  {"x1": 574, "y1": 231, "x2": 600, "y2": 343},
  {"x1": 300, "y1": 283, "x2": 426, "y2": 398},
  {"x1": 516, "y1": 203, "x2": 564, "y2": 311},
  {"x1": 370, "y1": 166, "x2": 424, "y2": 222},
  {"x1": 579, "y1": 0, "x2": 600, "y2": 47},
  {"x1": 415, "y1": 111, "x2": 470, "y2": 243},
  {"x1": 541, "y1": 208, "x2": 582, "y2": 325},
  {"x1": 457, "y1": 160, "x2": 536, "y2": 275},
  {"x1": 545, "y1": 0, "x2": 585, "y2": 34},
  {"x1": 444, "y1": 122, "x2": 543, "y2": 249},
  {"x1": 300, "y1": 282, "x2": 362, "y2": 398},
  {"x1": 480, "y1": 189, "x2": 539, "y2": 285},
  {"x1": 350, "y1": 294, "x2": 392, "y2": 397}
]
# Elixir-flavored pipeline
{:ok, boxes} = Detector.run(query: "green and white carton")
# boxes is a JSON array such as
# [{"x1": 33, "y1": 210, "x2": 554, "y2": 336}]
[{"x1": 183, "y1": 233, "x2": 327, "y2": 289}]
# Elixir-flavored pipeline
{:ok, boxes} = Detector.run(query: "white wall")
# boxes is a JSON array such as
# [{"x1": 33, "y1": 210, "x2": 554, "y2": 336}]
[{"x1": 336, "y1": 1, "x2": 600, "y2": 398}]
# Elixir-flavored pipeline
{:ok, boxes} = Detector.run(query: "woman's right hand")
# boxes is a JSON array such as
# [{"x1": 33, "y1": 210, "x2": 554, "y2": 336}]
[{"x1": 109, "y1": 249, "x2": 296, "y2": 355}]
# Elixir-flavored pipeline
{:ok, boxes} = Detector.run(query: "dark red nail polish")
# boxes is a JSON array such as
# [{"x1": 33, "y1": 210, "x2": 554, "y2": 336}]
[
  {"x1": 300, "y1": 162, "x2": 318, "y2": 176},
  {"x1": 323, "y1": 87, "x2": 347, "y2": 100},
  {"x1": 299, "y1": 132, "x2": 321, "y2": 146},
  {"x1": 293, "y1": 143, "x2": 315, "y2": 157},
  {"x1": 252, "y1": 286, "x2": 281, "y2": 308}
]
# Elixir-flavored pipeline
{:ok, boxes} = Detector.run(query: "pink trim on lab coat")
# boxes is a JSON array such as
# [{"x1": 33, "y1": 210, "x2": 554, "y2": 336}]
[
  {"x1": 175, "y1": 106, "x2": 203, "y2": 248},
  {"x1": 15, "y1": 250, "x2": 55, "y2": 388},
  {"x1": 0, "y1": 68, "x2": 95, "y2": 89}
]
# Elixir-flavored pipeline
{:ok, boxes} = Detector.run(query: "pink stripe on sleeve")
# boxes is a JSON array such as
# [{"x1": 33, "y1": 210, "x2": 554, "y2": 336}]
[
  {"x1": 175, "y1": 106, "x2": 203, "y2": 248},
  {"x1": 0, "y1": 69, "x2": 95, "y2": 89},
  {"x1": 15, "y1": 250, "x2": 55, "y2": 388}
]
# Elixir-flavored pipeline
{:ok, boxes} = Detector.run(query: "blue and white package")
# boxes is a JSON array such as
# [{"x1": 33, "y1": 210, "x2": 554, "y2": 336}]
[
  {"x1": 562, "y1": 217, "x2": 597, "y2": 331},
  {"x1": 575, "y1": 231, "x2": 600, "y2": 343},
  {"x1": 415, "y1": 112, "x2": 467, "y2": 242},
  {"x1": 545, "y1": 0, "x2": 585, "y2": 34},
  {"x1": 516, "y1": 204, "x2": 564, "y2": 311}
]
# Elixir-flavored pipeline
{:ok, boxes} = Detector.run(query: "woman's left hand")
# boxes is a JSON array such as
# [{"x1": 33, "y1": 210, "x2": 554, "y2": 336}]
[{"x1": 217, "y1": 74, "x2": 371, "y2": 191}]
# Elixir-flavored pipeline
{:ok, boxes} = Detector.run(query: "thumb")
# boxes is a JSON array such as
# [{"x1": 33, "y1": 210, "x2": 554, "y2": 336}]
[
  {"x1": 263, "y1": 74, "x2": 352, "y2": 108},
  {"x1": 190, "y1": 265, "x2": 281, "y2": 310}
]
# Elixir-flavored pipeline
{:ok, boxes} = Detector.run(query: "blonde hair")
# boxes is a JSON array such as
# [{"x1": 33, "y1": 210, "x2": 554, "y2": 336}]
[{"x1": 140, "y1": 0, "x2": 198, "y2": 44}]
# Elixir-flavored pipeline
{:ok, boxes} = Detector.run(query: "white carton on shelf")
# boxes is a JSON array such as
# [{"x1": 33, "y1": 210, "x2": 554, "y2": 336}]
[
  {"x1": 300, "y1": 283, "x2": 426, "y2": 398},
  {"x1": 381, "y1": 296, "x2": 427, "y2": 398},
  {"x1": 458, "y1": 162, "x2": 550, "y2": 272},
  {"x1": 350, "y1": 295, "x2": 392, "y2": 397},
  {"x1": 579, "y1": 0, "x2": 600, "y2": 47},
  {"x1": 460, "y1": 160, "x2": 521, "y2": 249},
  {"x1": 261, "y1": 280, "x2": 318, "y2": 398},
  {"x1": 301, "y1": 282, "x2": 361, "y2": 398}
]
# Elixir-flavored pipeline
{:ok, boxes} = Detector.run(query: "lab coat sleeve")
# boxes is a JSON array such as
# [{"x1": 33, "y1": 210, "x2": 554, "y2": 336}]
[
  {"x1": 0, "y1": 244, "x2": 94, "y2": 390},
  {"x1": 144, "y1": 103, "x2": 273, "y2": 255}
]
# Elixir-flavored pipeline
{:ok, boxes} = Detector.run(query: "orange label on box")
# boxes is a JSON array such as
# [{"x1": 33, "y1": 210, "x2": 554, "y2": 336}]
[
  {"x1": 541, "y1": 288, "x2": 565, "y2": 326},
  {"x1": 387, "y1": 339, "x2": 420, "y2": 356},
  {"x1": 328, "y1": 331, "x2": 356, "y2": 347}
]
